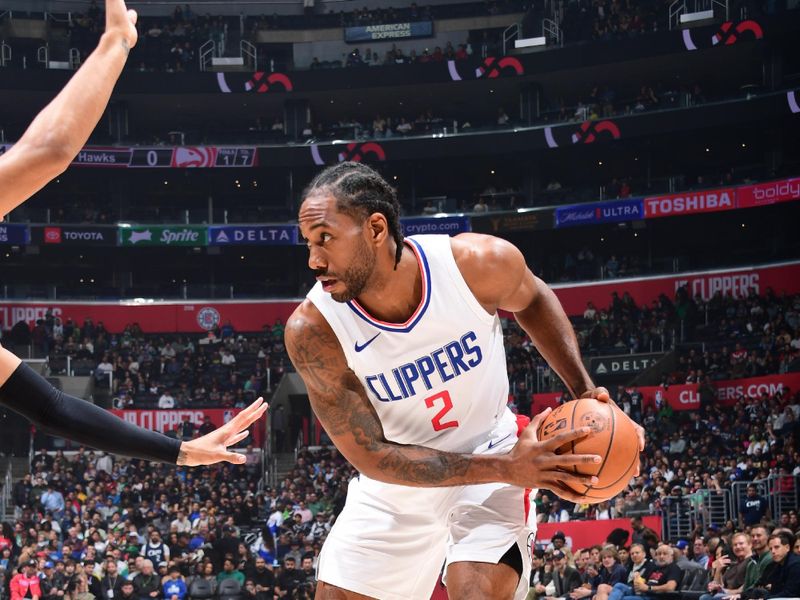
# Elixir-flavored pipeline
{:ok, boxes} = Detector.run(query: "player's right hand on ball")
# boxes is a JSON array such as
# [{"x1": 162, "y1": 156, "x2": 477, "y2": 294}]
[
  {"x1": 105, "y1": 0, "x2": 139, "y2": 50},
  {"x1": 506, "y1": 407, "x2": 601, "y2": 502}
]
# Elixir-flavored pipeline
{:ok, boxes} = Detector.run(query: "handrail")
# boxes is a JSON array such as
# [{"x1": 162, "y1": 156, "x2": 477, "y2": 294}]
[
  {"x1": 68, "y1": 47, "x2": 80, "y2": 70},
  {"x1": 502, "y1": 23, "x2": 519, "y2": 55},
  {"x1": 542, "y1": 17, "x2": 562, "y2": 46},
  {"x1": 198, "y1": 39, "x2": 215, "y2": 72},
  {"x1": 37, "y1": 44, "x2": 48, "y2": 68},
  {"x1": 240, "y1": 39, "x2": 257, "y2": 71},
  {"x1": 0, "y1": 40, "x2": 10, "y2": 67}
]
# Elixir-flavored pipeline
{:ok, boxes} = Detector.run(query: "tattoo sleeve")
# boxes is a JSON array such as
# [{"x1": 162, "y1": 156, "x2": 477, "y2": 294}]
[{"x1": 285, "y1": 309, "x2": 504, "y2": 487}]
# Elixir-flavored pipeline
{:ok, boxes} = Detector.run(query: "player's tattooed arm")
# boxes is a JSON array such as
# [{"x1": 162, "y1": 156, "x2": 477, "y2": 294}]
[
  {"x1": 285, "y1": 302, "x2": 489, "y2": 486},
  {"x1": 285, "y1": 301, "x2": 600, "y2": 492}
]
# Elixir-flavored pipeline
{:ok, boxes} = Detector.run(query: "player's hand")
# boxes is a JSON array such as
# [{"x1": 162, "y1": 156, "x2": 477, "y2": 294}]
[
  {"x1": 584, "y1": 387, "x2": 644, "y2": 475},
  {"x1": 177, "y1": 398, "x2": 268, "y2": 466},
  {"x1": 506, "y1": 407, "x2": 600, "y2": 500},
  {"x1": 105, "y1": 0, "x2": 138, "y2": 51}
]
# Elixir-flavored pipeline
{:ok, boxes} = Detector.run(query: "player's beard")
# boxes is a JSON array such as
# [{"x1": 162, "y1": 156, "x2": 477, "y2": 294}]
[{"x1": 329, "y1": 236, "x2": 376, "y2": 303}]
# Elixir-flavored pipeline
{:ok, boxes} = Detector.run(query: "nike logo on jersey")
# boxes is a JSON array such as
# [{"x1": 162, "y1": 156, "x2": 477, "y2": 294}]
[
  {"x1": 488, "y1": 434, "x2": 512, "y2": 450},
  {"x1": 354, "y1": 333, "x2": 381, "y2": 352}
]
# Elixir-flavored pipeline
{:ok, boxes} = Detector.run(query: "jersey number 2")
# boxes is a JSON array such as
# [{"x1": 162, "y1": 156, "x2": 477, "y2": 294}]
[{"x1": 425, "y1": 390, "x2": 459, "y2": 431}]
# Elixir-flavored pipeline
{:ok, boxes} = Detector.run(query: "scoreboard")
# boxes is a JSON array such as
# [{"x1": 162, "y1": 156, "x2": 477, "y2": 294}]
[{"x1": 0, "y1": 144, "x2": 257, "y2": 168}]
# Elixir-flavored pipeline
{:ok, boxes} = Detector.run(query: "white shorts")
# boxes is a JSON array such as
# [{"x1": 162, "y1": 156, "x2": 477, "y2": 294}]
[{"x1": 317, "y1": 437, "x2": 535, "y2": 600}]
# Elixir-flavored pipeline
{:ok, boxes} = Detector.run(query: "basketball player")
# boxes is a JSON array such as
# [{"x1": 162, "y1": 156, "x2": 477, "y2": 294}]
[
  {"x1": 0, "y1": 0, "x2": 268, "y2": 466},
  {"x1": 285, "y1": 162, "x2": 645, "y2": 600}
]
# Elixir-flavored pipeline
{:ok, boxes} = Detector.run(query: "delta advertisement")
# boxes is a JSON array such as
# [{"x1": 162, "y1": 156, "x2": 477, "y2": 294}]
[
  {"x1": 208, "y1": 225, "x2": 297, "y2": 246},
  {"x1": 1, "y1": 262, "x2": 797, "y2": 332}
]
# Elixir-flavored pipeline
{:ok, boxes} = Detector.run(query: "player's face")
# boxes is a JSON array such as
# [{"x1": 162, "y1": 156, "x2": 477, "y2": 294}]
[{"x1": 299, "y1": 193, "x2": 376, "y2": 303}]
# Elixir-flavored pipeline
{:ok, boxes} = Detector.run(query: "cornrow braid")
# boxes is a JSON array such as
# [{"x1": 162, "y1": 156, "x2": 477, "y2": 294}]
[{"x1": 302, "y1": 162, "x2": 405, "y2": 269}]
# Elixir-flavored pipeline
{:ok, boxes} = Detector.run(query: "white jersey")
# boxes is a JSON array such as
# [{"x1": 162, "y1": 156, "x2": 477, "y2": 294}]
[{"x1": 307, "y1": 234, "x2": 515, "y2": 454}]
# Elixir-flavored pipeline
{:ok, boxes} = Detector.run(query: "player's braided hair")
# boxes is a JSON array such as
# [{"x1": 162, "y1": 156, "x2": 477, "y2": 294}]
[{"x1": 303, "y1": 162, "x2": 404, "y2": 269}]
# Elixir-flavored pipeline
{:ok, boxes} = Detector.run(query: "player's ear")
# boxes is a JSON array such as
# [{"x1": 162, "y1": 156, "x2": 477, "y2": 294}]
[{"x1": 366, "y1": 212, "x2": 388, "y2": 244}]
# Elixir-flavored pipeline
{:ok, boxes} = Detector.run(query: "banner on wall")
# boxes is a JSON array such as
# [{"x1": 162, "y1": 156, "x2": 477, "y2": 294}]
[
  {"x1": 643, "y1": 188, "x2": 736, "y2": 218},
  {"x1": 401, "y1": 216, "x2": 470, "y2": 236},
  {"x1": 344, "y1": 21, "x2": 434, "y2": 43},
  {"x1": 555, "y1": 199, "x2": 644, "y2": 228},
  {"x1": 550, "y1": 261, "x2": 800, "y2": 315},
  {"x1": 119, "y1": 225, "x2": 208, "y2": 247},
  {"x1": 0, "y1": 224, "x2": 29, "y2": 245},
  {"x1": 537, "y1": 517, "x2": 661, "y2": 550},
  {"x1": 636, "y1": 373, "x2": 800, "y2": 411},
  {"x1": 471, "y1": 210, "x2": 553, "y2": 234},
  {"x1": 0, "y1": 301, "x2": 298, "y2": 333},
  {"x1": 590, "y1": 353, "x2": 664, "y2": 378},
  {"x1": 208, "y1": 225, "x2": 297, "y2": 246},
  {"x1": 31, "y1": 225, "x2": 115, "y2": 246},
  {"x1": 109, "y1": 408, "x2": 263, "y2": 446},
  {"x1": 736, "y1": 177, "x2": 800, "y2": 208}
]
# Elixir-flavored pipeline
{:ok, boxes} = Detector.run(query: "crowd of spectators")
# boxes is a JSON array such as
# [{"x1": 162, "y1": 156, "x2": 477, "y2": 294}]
[
  {"x1": 2, "y1": 442, "x2": 358, "y2": 600},
  {"x1": 3, "y1": 313, "x2": 290, "y2": 414}
]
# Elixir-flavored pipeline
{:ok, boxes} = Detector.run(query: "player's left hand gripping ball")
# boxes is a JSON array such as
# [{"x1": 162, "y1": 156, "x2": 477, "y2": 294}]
[{"x1": 581, "y1": 387, "x2": 644, "y2": 475}]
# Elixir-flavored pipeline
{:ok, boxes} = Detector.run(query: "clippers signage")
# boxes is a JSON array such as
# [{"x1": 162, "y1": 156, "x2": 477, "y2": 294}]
[
  {"x1": 345, "y1": 21, "x2": 433, "y2": 43},
  {"x1": 32, "y1": 226, "x2": 114, "y2": 246},
  {"x1": 119, "y1": 226, "x2": 208, "y2": 247},
  {"x1": 737, "y1": 177, "x2": 800, "y2": 209},
  {"x1": 544, "y1": 120, "x2": 621, "y2": 149},
  {"x1": 644, "y1": 188, "x2": 736, "y2": 218},
  {"x1": 60, "y1": 146, "x2": 257, "y2": 168},
  {"x1": 401, "y1": 216, "x2": 470, "y2": 236},
  {"x1": 590, "y1": 353, "x2": 664, "y2": 378},
  {"x1": 0, "y1": 301, "x2": 298, "y2": 333},
  {"x1": 555, "y1": 199, "x2": 643, "y2": 228},
  {"x1": 636, "y1": 373, "x2": 800, "y2": 412},
  {"x1": 110, "y1": 408, "x2": 242, "y2": 433},
  {"x1": 310, "y1": 142, "x2": 387, "y2": 166},
  {"x1": 0, "y1": 224, "x2": 29, "y2": 245},
  {"x1": 549, "y1": 261, "x2": 800, "y2": 316},
  {"x1": 208, "y1": 225, "x2": 298, "y2": 246}
]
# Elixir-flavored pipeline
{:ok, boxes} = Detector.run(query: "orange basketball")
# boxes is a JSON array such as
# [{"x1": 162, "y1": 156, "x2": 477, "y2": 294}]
[{"x1": 536, "y1": 398, "x2": 639, "y2": 504}]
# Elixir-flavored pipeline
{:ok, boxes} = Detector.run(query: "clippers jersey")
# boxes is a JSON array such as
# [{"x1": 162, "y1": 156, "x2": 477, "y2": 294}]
[{"x1": 307, "y1": 234, "x2": 515, "y2": 454}]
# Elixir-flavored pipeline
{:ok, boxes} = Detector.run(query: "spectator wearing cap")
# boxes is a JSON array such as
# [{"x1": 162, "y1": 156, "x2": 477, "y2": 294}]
[
  {"x1": 308, "y1": 512, "x2": 330, "y2": 542},
  {"x1": 12, "y1": 560, "x2": 43, "y2": 600},
  {"x1": 621, "y1": 544, "x2": 680, "y2": 600},
  {"x1": 39, "y1": 561, "x2": 60, "y2": 600},
  {"x1": 547, "y1": 532, "x2": 574, "y2": 566},
  {"x1": 544, "y1": 550, "x2": 582, "y2": 600},
  {"x1": 162, "y1": 567, "x2": 187, "y2": 600}
]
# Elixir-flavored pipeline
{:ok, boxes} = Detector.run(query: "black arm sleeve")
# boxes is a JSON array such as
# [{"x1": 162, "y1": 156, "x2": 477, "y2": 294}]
[{"x1": 0, "y1": 362, "x2": 181, "y2": 463}]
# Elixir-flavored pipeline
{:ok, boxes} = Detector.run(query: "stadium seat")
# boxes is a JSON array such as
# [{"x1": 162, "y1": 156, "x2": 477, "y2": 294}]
[
  {"x1": 188, "y1": 578, "x2": 215, "y2": 600},
  {"x1": 216, "y1": 579, "x2": 242, "y2": 600}
]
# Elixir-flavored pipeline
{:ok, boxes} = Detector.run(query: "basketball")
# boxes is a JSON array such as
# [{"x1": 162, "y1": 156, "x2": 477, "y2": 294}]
[{"x1": 536, "y1": 398, "x2": 639, "y2": 504}]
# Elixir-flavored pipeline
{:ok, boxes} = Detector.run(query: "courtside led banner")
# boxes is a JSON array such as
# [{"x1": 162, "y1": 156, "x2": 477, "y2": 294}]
[
  {"x1": 537, "y1": 517, "x2": 661, "y2": 549},
  {"x1": 0, "y1": 224, "x2": 29, "y2": 245},
  {"x1": 0, "y1": 261, "x2": 796, "y2": 333},
  {"x1": 119, "y1": 225, "x2": 208, "y2": 247}
]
